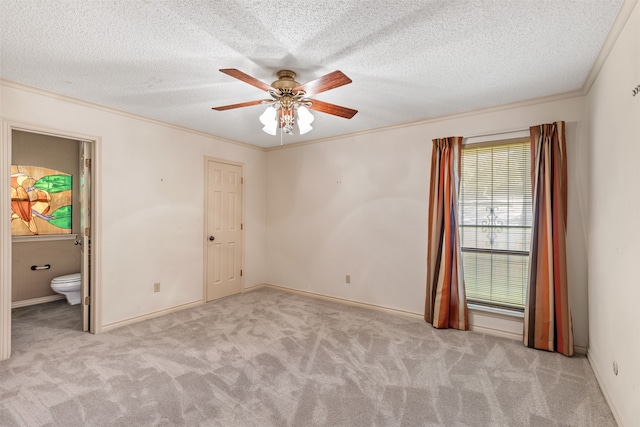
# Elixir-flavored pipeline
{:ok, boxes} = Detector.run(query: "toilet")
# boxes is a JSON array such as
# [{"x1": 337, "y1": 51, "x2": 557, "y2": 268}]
[{"x1": 50, "y1": 273, "x2": 82, "y2": 305}]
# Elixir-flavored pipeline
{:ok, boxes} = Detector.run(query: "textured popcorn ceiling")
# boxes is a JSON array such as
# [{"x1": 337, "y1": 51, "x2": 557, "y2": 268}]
[{"x1": 0, "y1": 1, "x2": 624, "y2": 148}]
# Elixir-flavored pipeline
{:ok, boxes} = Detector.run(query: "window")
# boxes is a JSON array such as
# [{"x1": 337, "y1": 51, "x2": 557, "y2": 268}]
[{"x1": 459, "y1": 140, "x2": 532, "y2": 310}]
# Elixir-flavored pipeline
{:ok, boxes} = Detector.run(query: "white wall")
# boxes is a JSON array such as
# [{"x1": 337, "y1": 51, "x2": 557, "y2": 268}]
[
  {"x1": 266, "y1": 95, "x2": 591, "y2": 349},
  {"x1": 0, "y1": 82, "x2": 267, "y2": 328},
  {"x1": 586, "y1": 2, "x2": 640, "y2": 425},
  {"x1": 1, "y1": 79, "x2": 594, "y2": 355}
]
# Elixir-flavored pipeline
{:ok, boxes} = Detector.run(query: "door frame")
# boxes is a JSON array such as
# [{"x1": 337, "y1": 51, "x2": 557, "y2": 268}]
[
  {"x1": 0, "y1": 119, "x2": 102, "y2": 360},
  {"x1": 203, "y1": 156, "x2": 245, "y2": 302}
]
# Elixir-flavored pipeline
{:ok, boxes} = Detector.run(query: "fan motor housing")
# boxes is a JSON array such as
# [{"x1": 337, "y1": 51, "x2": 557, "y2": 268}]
[{"x1": 271, "y1": 70, "x2": 301, "y2": 92}]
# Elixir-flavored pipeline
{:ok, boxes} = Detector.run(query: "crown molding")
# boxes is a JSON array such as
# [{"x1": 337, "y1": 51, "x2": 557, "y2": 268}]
[
  {"x1": 581, "y1": 0, "x2": 638, "y2": 95},
  {"x1": 265, "y1": 90, "x2": 585, "y2": 152},
  {"x1": 0, "y1": 79, "x2": 266, "y2": 152}
]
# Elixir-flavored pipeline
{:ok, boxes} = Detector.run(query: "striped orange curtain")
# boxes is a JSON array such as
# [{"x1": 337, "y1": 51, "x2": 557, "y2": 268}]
[
  {"x1": 425, "y1": 137, "x2": 468, "y2": 330},
  {"x1": 524, "y1": 121, "x2": 574, "y2": 356}
]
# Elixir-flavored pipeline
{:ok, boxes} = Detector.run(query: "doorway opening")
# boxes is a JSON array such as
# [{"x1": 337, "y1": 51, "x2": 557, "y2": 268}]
[{"x1": 1, "y1": 122, "x2": 99, "y2": 360}]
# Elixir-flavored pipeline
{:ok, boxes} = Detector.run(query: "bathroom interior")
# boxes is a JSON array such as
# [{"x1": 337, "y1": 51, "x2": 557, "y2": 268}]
[{"x1": 11, "y1": 130, "x2": 85, "y2": 334}]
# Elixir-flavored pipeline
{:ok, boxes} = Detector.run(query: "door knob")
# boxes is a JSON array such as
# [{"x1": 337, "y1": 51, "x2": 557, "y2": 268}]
[{"x1": 209, "y1": 236, "x2": 215, "y2": 241}]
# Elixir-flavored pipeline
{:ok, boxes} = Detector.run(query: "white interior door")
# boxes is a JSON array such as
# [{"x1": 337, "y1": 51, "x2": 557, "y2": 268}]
[
  {"x1": 79, "y1": 142, "x2": 91, "y2": 331},
  {"x1": 206, "y1": 160, "x2": 243, "y2": 301}
]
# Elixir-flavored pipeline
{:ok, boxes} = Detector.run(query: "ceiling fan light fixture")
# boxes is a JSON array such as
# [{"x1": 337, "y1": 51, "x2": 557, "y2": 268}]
[
  {"x1": 213, "y1": 68, "x2": 357, "y2": 140},
  {"x1": 297, "y1": 106, "x2": 314, "y2": 124},
  {"x1": 262, "y1": 123, "x2": 277, "y2": 135},
  {"x1": 298, "y1": 122, "x2": 313, "y2": 135},
  {"x1": 260, "y1": 106, "x2": 278, "y2": 135},
  {"x1": 259, "y1": 106, "x2": 276, "y2": 126},
  {"x1": 297, "y1": 106, "x2": 314, "y2": 134}
]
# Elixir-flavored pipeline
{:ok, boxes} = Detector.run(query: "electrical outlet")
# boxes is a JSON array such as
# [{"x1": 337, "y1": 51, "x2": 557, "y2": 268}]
[
  {"x1": 154, "y1": 282, "x2": 161, "y2": 293},
  {"x1": 346, "y1": 275, "x2": 351, "y2": 284}
]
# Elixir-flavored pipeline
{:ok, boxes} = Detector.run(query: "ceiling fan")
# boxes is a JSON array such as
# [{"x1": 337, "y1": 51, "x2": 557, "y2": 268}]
[{"x1": 212, "y1": 69, "x2": 358, "y2": 136}]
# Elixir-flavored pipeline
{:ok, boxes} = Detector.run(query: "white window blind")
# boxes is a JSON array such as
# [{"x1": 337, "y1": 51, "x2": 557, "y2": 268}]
[{"x1": 459, "y1": 140, "x2": 532, "y2": 309}]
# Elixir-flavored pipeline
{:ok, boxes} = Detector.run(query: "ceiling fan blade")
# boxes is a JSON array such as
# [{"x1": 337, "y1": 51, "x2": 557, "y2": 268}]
[
  {"x1": 219, "y1": 69, "x2": 274, "y2": 92},
  {"x1": 307, "y1": 99, "x2": 358, "y2": 119},
  {"x1": 212, "y1": 99, "x2": 267, "y2": 111},
  {"x1": 293, "y1": 70, "x2": 352, "y2": 96}
]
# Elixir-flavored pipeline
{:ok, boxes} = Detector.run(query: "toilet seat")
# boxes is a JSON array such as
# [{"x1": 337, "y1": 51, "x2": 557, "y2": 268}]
[
  {"x1": 50, "y1": 272, "x2": 81, "y2": 305},
  {"x1": 51, "y1": 272, "x2": 81, "y2": 285}
]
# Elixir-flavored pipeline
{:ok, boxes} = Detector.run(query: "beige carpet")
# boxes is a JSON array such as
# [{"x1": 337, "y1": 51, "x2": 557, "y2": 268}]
[{"x1": 1, "y1": 287, "x2": 615, "y2": 426}]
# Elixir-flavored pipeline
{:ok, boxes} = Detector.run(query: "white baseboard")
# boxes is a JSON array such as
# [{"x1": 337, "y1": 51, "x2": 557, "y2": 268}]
[
  {"x1": 264, "y1": 283, "x2": 424, "y2": 320},
  {"x1": 243, "y1": 284, "x2": 266, "y2": 293},
  {"x1": 102, "y1": 285, "x2": 269, "y2": 333},
  {"x1": 587, "y1": 348, "x2": 624, "y2": 426},
  {"x1": 101, "y1": 299, "x2": 204, "y2": 332},
  {"x1": 469, "y1": 324, "x2": 522, "y2": 341},
  {"x1": 262, "y1": 283, "x2": 588, "y2": 355},
  {"x1": 575, "y1": 345, "x2": 587, "y2": 355},
  {"x1": 12, "y1": 294, "x2": 65, "y2": 308},
  {"x1": 264, "y1": 284, "x2": 530, "y2": 338},
  {"x1": 469, "y1": 325, "x2": 586, "y2": 355}
]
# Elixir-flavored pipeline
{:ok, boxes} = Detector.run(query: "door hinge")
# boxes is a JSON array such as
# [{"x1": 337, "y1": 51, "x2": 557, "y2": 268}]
[
  {"x1": 241, "y1": 223, "x2": 243, "y2": 231},
  {"x1": 240, "y1": 269, "x2": 243, "y2": 277},
  {"x1": 85, "y1": 158, "x2": 91, "y2": 168},
  {"x1": 84, "y1": 296, "x2": 91, "y2": 305},
  {"x1": 85, "y1": 227, "x2": 91, "y2": 238},
  {"x1": 241, "y1": 177, "x2": 244, "y2": 184}
]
